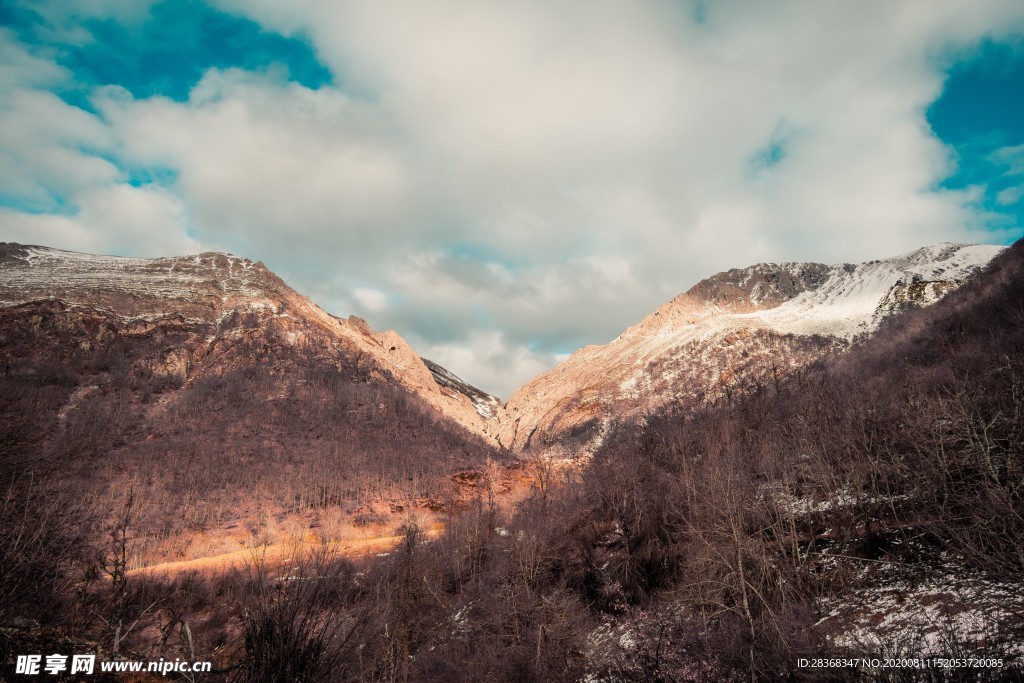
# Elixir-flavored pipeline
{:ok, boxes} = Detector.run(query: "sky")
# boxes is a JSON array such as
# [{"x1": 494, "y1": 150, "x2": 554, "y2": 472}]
[{"x1": 1, "y1": 1, "x2": 1023, "y2": 398}]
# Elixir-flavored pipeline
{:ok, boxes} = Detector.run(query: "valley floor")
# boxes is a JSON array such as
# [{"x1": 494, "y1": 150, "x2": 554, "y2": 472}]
[{"x1": 128, "y1": 522, "x2": 446, "y2": 577}]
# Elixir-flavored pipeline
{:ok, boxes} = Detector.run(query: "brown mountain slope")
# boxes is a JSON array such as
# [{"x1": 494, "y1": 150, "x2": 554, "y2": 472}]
[
  {"x1": 0, "y1": 242, "x2": 501, "y2": 441},
  {"x1": 499, "y1": 243, "x2": 1004, "y2": 454},
  {"x1": 0, "y1": 243, "x2": 507, "y2": 570}
]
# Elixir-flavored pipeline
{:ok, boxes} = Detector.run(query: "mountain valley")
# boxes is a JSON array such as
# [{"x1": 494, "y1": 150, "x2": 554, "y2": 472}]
[{"x1": 1, "y1": 238, "x2": 1022, "y2": 681}]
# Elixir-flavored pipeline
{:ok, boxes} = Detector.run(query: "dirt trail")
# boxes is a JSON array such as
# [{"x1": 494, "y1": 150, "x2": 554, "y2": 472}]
[{"x1": 129, "y1": 524, "x2": 444, "y2": 577}]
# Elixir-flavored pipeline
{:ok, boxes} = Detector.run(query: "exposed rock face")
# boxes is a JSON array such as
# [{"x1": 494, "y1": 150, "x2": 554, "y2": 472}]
[
  {"x1": 686, "y1": 261, "x2": 835, "y2": 311},
  {"x1": 422, "y1": 358, "x2": 503, "y2": 420},
  {"x1": 498, "y1": 243, "x2": 1004, "y2": 454},
  {"x1": 0, "y1": 243, "x2": 501, "y2": 442}
]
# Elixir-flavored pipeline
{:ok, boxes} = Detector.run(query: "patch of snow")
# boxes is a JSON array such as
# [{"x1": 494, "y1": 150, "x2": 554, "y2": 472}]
[
  {"x1": 473, "y1": 394, "x2": 503, "y2": 420},
  {"x1": 820, "y1": 560, "x2": 1024, "y2": 657},
  {"x1": 770, "y1": 486, "x2": 910, "y2": 516},
  {"x1": 739, "y1": 243, "x2": 1002, "y2": 339},
  {"x1": 619, "y1": 375, "x2": 639, "y2": 396},
  {"x1": 449, "y1": 601, "x2": 475, "y2": 637}
]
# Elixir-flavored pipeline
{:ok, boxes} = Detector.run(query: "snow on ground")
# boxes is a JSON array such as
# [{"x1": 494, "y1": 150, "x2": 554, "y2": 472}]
[
  {"x1": 472, "y1": 394, "x2": 504, "y2": 420},
  {"x1": 819, "y1": 554, "x2": 1024, "y2": 658},
  {"x1": 768, "y1": 485, "x2": 911, "y2": 516}
]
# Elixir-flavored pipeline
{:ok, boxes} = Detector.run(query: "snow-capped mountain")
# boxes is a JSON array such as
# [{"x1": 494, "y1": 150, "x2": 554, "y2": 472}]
[
  {"x1": 0, "y1": 242, "x2": 502, "y2": 441},
  {"x1": 498, "y1": 243, "x2": 1004, "y2": 454}
]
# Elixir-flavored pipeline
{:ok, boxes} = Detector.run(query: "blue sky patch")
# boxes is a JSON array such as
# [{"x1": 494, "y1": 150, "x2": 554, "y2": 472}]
[
  {"x1": 928, "y1": 39, "x2": 1024, "y2": 240},
  {"x1": 748, "y1": 122, "x2": 801, "y2": 179},
  {"x1": 0, "y1": 186, "x2": 74, "y2": 216},
  {"x1": 126, "y1": 165, "x2": 180, "y2": 189},
  {"x1": 4, "y1": 0, "x2": 331, "y2": 104},
  {"x1": 750, "y1": 137, "x2": 787, "y2": 172}
]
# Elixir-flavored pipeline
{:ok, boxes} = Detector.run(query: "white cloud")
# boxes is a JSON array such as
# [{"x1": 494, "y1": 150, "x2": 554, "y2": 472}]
[
  {"x1": 0, "y1": 32, "x2": 118, "y2": 210},
  {"x1": 0, "y1": 31, "x2": 199, "y2": 256},
  {"x1": 351, "y1": 286, "x2": 389, "y2": 312},
  {"x1": 416, "y1": 331, "x2": 569, "y2": 399},
  {"x1": 0, "y1": 184, "x2": 200, "y2": 256},
  {"x1": 94, "y1": 69, "x2": 424, "y2": 262},
  {"x1": 991, "y1": 144, "x2": 1024, "y2": 209},
  {"x1": 0, "y1": 89, "x2": 118, "y2": 206},
  {"x1": 204, "y1": 0, "x2": 1021, "y2": 279},
  {"x1": 0, "y1": 28, "x2": 67, "y2": 89},
  {"x1": 992, "y1": 143, "x2": 1024, "y2": 175},
  {"x1": 996, "y1": 186, "x2": 1024, "y2": 205}
]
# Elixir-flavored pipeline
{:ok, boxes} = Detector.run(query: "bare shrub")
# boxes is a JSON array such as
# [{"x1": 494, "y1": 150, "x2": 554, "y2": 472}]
[{"x1": 234, "y1": 546, "x2": 369, "y2": 683}]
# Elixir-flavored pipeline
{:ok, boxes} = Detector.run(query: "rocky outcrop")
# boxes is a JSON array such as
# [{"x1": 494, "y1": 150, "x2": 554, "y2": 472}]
[
  {"x1": 422, "y1": 359, "x2": 503, "y2": 420},
  {"x1": 686, "y1": 261, "x2": 835, "y2": 311}
]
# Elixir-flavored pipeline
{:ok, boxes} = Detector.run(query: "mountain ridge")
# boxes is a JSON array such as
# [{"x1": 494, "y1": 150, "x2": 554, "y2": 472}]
[{"x1": 0, "y1": 240, "x2": 1004, "y2": 455}]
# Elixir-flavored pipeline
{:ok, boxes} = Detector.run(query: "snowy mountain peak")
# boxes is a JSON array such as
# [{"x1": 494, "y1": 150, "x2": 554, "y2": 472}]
[
  {"x1": 0, "y1": 242, "x2": 278, "y2": 315},
  {"x1": 740, "y1": 242, "x2": 1003, "y2": 339},
  {"x1": 499, "y1": 242, "x2": 1004, "y2": 453}
]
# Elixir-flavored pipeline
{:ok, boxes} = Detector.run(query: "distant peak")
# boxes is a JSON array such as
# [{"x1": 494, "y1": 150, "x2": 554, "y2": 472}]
[
  {"x1": 680, "y1": 242, "x2": 1003, "y2": 314},
  {"x1": 422, "y1": 358, "x2": 503, "y2": 420}
]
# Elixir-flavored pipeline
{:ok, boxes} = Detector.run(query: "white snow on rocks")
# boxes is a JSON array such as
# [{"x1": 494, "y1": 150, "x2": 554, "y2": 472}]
[
  {"x1": 0, "y1": 245, "x2": 268, "y2": 306},
  {"x1": 739, "y1": 243, "x2": 1003, "y2": 339}
]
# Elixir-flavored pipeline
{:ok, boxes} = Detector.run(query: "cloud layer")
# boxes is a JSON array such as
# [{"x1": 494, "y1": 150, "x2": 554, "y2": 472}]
[{"x1": 2, "y1": 1, "x2": 1024, "y2": 396}]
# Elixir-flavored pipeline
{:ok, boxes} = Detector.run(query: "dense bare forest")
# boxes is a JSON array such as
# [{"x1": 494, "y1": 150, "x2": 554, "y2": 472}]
[{"x1": 2, "y1": 240, "x2": 1023, "y2": 681}]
